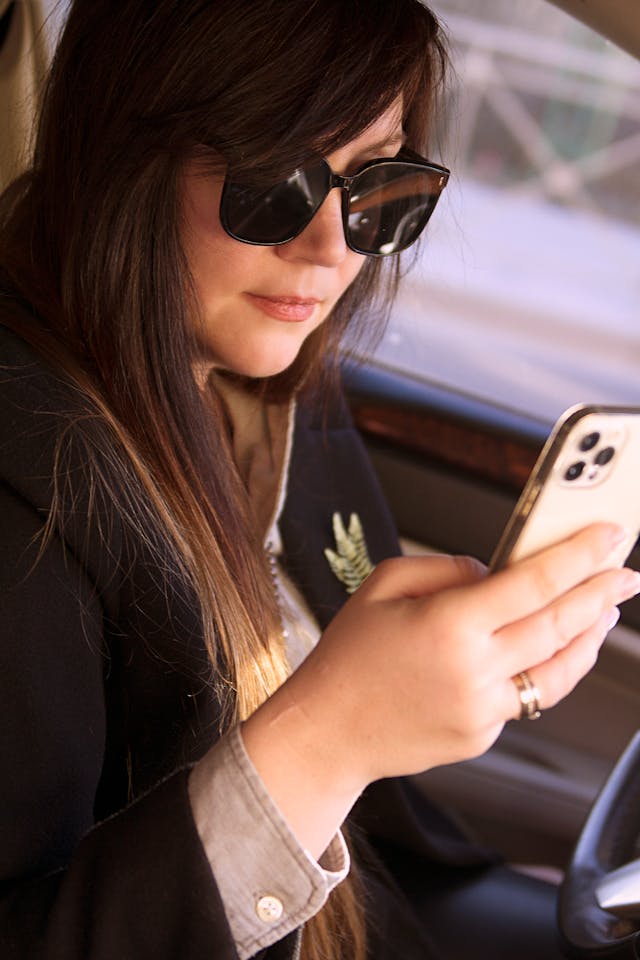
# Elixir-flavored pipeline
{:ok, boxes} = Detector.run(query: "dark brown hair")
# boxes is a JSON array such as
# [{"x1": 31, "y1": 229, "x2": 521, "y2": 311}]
[{"x1": 0, "y1": 2, "x2": 447, "y2": 957}]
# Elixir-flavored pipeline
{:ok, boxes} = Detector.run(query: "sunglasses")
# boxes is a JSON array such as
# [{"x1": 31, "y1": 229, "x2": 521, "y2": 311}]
[{"x1": 220, "y1": 148, "x2": 450, "y2": 257}]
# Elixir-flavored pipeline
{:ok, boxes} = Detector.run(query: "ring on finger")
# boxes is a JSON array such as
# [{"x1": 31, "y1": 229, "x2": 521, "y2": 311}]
[{"x1": 513, "y1": 670, "x2": 542, "y2": 720}]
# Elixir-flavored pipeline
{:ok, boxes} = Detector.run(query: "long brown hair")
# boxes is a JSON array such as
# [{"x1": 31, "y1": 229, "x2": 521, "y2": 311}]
[{"x1": 0, "y1": 1, "x2": 447, "y2": 956}]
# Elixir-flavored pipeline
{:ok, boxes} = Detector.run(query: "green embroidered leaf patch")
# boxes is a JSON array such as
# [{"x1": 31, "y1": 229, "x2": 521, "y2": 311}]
[{"x1": 324, "y1": 512, "x2": 374, "y2": 594}]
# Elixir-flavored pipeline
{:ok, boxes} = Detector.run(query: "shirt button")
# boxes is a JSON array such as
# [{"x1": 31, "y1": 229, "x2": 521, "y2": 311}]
[{"x1": 256, "y1": 894, "x2": 284, "y2": 923}]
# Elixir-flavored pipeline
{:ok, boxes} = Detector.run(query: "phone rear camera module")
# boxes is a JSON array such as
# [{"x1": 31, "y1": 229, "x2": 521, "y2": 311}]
[
  {"x1": 564, "y1": 460, "x2": 586, "y2": 481},
  {"x1": 594, "y1": 446, "x2": 615, "y2": 466},
  {"x1": 579, "y1": 431, "x2": 600, "y2": 452}
]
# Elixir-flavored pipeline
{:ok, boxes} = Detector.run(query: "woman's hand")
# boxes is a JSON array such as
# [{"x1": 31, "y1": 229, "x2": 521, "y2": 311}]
[{"x1": 241, "y1": 523, "x2": 640, "y2": 858}]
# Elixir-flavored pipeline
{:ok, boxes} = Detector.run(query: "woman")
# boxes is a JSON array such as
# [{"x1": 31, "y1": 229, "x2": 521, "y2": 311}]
[{"x1": 0, "y1": 1, "x2": 636, "y2": 958}]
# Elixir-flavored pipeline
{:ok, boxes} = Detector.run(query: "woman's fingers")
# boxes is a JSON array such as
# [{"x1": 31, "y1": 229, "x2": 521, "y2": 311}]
[
  {"x1": 290, "y1": 532, "x2": 639, "y2": 785},
  {"x1": 473, "y1": 523, "x2": 632, "y2": 630},
  {"x1": 361, "y1": 552, "x2": 486, "y2": 601},
  {"x1": 505, "y1": 607, "x2": 618, "y2": 720},
  {"x1": 497, "y1": 565, "x2": 640, "y2": 677}
]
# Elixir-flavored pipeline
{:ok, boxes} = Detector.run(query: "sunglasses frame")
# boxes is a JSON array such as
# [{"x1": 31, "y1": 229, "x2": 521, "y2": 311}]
[{"x1": 220, "y1": 147, "x2": 450, "y2": 257}]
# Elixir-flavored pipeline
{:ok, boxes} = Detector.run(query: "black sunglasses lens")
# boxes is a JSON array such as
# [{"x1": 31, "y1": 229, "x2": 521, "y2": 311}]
[
  {"x1": 222, "y1": 159, "x2": 329, "y2": 245},
  {"x1": 347, "y1": 163, "x2": 445, "y2": 255}
]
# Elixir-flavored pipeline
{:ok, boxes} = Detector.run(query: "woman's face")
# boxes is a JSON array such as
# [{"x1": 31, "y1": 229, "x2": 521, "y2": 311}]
[{"x1": 181, "y1": 102, "x2": 404, "y2": 379}]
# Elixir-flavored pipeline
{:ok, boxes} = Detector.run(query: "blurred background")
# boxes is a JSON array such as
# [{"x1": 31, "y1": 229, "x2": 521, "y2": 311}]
[{"x1": 373, "y1": 0, "x2": 640, "y2": 422}]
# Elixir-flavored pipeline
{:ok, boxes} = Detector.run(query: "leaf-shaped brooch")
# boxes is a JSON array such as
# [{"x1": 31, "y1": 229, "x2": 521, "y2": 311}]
[{"x1": 324, "y1": 512, "x2": 374, "y2": 594}]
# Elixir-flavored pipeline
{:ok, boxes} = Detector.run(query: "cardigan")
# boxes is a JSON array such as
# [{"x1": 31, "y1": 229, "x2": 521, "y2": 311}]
[{"x1": 0, "y1": 318, "x2": 494, "y2": 959}]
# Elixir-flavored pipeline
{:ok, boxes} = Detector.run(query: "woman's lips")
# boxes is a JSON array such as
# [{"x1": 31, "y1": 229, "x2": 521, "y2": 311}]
[{"x1": 246, "y1": 293, "x2": 320, "y2": 322}]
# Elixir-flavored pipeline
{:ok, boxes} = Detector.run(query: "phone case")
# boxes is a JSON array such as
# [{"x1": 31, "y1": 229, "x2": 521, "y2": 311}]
[{"x1": 490, "y1": 404, "x2": 640, "y2": 571}]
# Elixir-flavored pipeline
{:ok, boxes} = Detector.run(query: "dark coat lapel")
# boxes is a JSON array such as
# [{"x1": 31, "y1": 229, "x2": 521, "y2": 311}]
[{"x1": 279, "y1": 386, "x2": 401, "y2": 629}]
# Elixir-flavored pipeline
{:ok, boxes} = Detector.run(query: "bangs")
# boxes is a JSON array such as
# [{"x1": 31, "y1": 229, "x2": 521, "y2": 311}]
[{"x1": 188, "y1": 0, "x2": 446, "y2": 183}]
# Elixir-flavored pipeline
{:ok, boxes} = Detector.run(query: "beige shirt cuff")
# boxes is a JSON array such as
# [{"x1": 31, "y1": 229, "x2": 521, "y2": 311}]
[{"x1": 188, "y1": 725, "x2": 349, "y2": 960}]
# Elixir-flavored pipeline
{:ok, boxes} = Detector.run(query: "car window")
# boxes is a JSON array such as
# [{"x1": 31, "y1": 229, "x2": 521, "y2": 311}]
[{"x1": 371, "y1": 0, "x2": 640, "y2": 423}]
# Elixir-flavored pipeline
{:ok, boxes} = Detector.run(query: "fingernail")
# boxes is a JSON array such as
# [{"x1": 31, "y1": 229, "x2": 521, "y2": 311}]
[
  {"x1": 620, "y1": 569, "x2": 640, "y2": 600},
  {"x1": 606, "y1": 608, "x2": 621, "y2": 631},
  {"x1": 608, "y1": 526, "x2": 631, "y2": 550}
]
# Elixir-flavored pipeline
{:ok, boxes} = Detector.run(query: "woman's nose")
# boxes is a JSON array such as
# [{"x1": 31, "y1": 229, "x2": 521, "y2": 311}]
[{"x1": 276, "y1": 189, "x2": 351, "y2": 267}]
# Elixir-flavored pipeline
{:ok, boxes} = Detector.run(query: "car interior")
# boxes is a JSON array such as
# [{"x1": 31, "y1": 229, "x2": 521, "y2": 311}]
[
  {"x1": 344, "y1": 0, "x2": 640, "y2": 955},
  {"x1": 1, "y1": 0, "x2": 639, "y2": 956}
]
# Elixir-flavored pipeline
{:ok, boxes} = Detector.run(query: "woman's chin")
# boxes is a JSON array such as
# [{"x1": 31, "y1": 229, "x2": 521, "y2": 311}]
[
  {"x1": 199, "y1": 342, "x2": 304, "y2": 380},
  {"x1": 233, "y1": 357, "x2": 298, "y2": 379}
]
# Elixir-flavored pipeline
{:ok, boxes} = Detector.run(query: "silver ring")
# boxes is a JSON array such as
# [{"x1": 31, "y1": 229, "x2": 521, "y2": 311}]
[{"x1": 513, "y1": 671, "x2": 542, "y2": 720}]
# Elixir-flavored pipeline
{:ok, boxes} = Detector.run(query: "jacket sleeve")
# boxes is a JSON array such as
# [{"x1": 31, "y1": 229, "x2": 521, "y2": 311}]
[{"x1": 0, "y1": 479, "x2": 239, "y2": 960}]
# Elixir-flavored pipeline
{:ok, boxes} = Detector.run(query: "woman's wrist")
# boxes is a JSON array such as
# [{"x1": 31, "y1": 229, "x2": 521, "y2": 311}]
[{"x1": 240, "y1": 668, "x2": 365, "y2": 860}]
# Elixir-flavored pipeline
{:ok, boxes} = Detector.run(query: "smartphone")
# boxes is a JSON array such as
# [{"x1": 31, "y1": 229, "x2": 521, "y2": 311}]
[{"x1": 490, "y1": 404, "x2": 640, "y2": 571}]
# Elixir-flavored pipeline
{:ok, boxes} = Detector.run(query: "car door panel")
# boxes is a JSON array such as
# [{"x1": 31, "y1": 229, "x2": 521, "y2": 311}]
[{"x1": 346, "y1": 360, "x2": 640, "y2": 868}]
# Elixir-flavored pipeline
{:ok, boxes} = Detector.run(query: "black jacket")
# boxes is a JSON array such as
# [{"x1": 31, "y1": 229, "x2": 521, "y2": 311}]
[{"x1": 0, "y1": 320, "x2": 491, "y2": 959}]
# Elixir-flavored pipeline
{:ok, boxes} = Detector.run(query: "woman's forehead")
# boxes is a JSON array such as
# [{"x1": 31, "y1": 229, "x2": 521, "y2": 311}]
[{"x1": 354, "y1": 100, "x2": 405, "y2": 147}]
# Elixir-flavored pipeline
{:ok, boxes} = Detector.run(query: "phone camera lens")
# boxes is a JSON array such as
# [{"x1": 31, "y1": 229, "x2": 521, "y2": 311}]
[
  {"x1": 594, "y1": 446, "x2": 615, "y2": 466},
  {"x1": 579, "y1": 432, "x2": 600, "y2": 452},
  {"x1": 564, "y1": 461, "x2": 585, "y2": 481}
]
